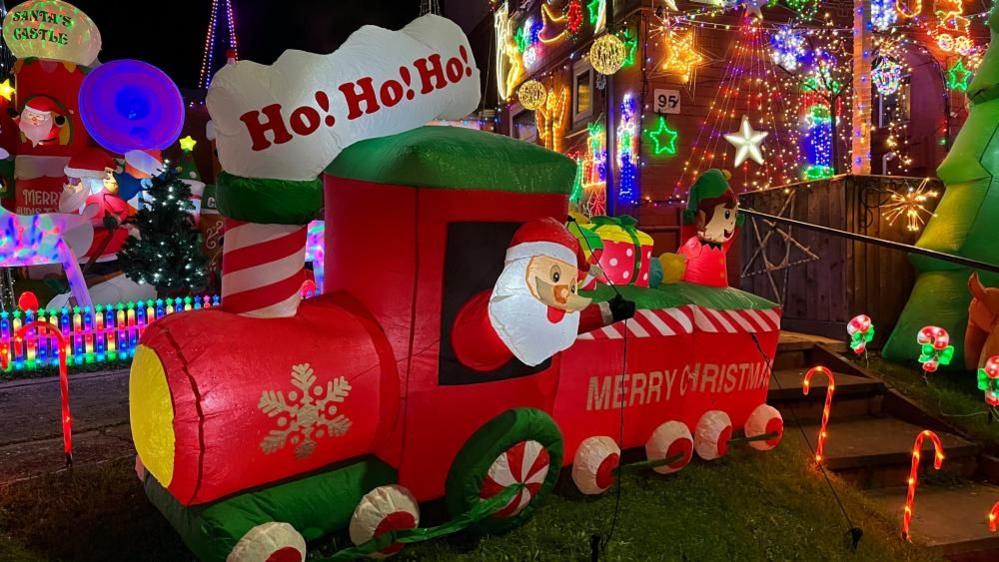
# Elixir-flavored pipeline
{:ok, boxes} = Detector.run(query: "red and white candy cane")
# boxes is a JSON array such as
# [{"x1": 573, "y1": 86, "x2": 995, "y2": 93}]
[
  {"x1": 222, "y1": 219, "x2": 307, "y2": 318},
  {"x1": 802, "y1": 366, "x2": 836, "y2": 464},
  {"x1": 901, "y1": 430, "x2": 945, "y2": 542}
]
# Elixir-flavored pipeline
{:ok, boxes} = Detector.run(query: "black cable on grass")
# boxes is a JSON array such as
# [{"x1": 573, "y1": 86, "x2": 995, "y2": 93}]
[{"x1": 747, "y1": 331, "x2": 863, "y2": 551}]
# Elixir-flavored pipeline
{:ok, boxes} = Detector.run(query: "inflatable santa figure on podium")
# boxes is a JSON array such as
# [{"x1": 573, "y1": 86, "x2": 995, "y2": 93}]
[{"x1": 452, "y1": 218, "x2": 635, "y2": 370}]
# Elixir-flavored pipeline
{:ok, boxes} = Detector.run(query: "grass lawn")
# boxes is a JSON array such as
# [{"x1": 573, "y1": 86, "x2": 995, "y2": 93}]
[
  {"x1": 1, "y1": 429, "x2": 938, "y2": 561},
  {"x1": 863, "y1": 354, "x2": 999, "y2": 444}
]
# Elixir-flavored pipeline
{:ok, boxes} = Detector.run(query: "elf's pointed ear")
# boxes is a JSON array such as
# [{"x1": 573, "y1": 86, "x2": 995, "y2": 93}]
[{"x1": 695, "y1": 209, "x2": 707, "y2": 229}]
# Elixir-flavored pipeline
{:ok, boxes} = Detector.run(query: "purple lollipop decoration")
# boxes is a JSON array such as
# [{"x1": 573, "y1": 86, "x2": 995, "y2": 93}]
[{"x1": 79, "y1": 60, "x2": 184, "y2": 154}]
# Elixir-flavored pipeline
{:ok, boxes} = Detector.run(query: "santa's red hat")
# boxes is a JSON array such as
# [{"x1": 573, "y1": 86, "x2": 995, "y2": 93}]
[
  {"x1": 506, "y1": 217, "x2": 580, "y2": 265},
  {"x1": 22, "y1": 96, "x2": 61, "y2": 114},
  {"x1": 65, "y1": 147, "x2": 116, "y2": 179}
]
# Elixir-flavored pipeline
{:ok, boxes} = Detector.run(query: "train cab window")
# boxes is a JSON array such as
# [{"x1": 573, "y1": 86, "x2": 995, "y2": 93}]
[{"x1": 438, "y1": 221, "x2": 552, "y2": 386}]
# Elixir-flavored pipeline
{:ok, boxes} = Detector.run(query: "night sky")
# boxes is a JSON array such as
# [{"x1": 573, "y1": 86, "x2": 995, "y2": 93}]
[{"x1": 68, "y1": 1, "x2": 459, "y2": 90}]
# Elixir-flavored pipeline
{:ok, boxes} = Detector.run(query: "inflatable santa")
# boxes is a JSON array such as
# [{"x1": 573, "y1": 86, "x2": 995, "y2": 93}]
[
  {"x1": 451, "y1": 217, "x2": 635, "y2": 370},
  {"x1": 16, "y1": 96, "x2": 70, "y2": 148}
]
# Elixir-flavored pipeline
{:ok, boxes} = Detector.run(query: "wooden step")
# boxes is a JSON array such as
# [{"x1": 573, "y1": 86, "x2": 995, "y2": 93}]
[
  {"x1": 797, "y1": 416, "x2": 979, "y2": 488},
  {"x1": 867, "y1": 483, "x2": 999, "y2": 558},
  {"x1": 769, "y1": 369, "x2": 885, "y2": 421},
  {"x1": 768, "y1": 369, "x2": 884, "y2": 402}
]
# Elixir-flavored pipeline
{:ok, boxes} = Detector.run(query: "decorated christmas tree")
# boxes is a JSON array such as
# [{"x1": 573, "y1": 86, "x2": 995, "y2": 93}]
[
  {"x1": 884, "y1": 6, "x2": 999, "y2": 367},
  {"x1": 118, "y1": 164, "x2": 208, "y2": 295}
]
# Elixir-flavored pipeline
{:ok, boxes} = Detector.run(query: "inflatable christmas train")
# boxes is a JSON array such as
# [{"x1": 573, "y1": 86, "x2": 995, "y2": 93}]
[
  {"x1": 131, "y1": 126, "x2": 784, "y2": 561},
  {"x1": 128, "y1": 14, "x2": 783, "y2": 561}
]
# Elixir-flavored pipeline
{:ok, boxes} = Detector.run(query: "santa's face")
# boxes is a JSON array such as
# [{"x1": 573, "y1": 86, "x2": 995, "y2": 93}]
[
  {"x1": 489, "y1": 255, "x2": 588, "y2": 367},
  {"x1": 697, "y1": 202, "x2": 737, "y2": 245},
  {"x1": 19, "y1": 106, "x2": 58, "y2": 147},
  {"x1": 526, "y1": 255, "x2": 590, "y2": 314}
]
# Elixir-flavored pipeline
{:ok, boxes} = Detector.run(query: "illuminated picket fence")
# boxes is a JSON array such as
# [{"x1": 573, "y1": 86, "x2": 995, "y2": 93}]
[{"x1": 0, "y1": 295, "x2": 220, "y2": 372}]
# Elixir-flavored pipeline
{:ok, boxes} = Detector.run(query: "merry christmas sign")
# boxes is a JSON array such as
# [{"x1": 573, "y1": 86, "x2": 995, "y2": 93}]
[{"x1": 206, "y1": 14, "x2": 480, "y2": 182}]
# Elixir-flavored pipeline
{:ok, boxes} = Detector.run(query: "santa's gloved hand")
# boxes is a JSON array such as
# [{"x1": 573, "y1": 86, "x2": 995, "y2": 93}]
[{"x1": 609, "y1": 294, "x2": 636, "y2": 322}]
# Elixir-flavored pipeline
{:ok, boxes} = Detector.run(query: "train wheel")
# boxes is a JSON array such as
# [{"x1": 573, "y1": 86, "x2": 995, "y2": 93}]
[
  {"x1": 572, "y1": 436, "x2": 620, "y2": 495},
  {"x1": 744, "y1": 404, "x2": 783, "y2": 451},
  {"x1": 694, "y1": 410, "x2": 733, "y2": 461},
  {"x1": 349, "y1": 485, "x2": 420, "y2": 558},
  {"x1": 645, "y1": 421, "x2": 694, "y2": 474},
  {"x1": 225, "y1": 522, "x2": 306, "y2": 562},
  {"x1": 445, "y1": 408, "x2": 563, "y2": 535}
]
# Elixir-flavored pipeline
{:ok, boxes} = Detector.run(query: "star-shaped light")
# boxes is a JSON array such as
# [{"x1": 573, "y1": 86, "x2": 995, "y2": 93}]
[
  {"x1": 0, "y1": 79, "x2": 14, "y2": 102},
  {"x1": 179, "y1": 135, "x2": 197, "y2": 152},
  {"x1": 587, "y1": 0, "x2": 603, "y2": 23},
  {"x1": 946, "y1": 60, "x2": 972, "y2": 92},
  {"x1": 724, "y1": 115, "x2": 769, "y2": 167},
  {"x1": 661, "y1": 30, "x2": 704, "y2": 83},
  {"x1": 619, "y1": 28, "x2": 638, "y2": 66},
  {"x1": 743, "y1": 0, "x2": 766, "y2": 19},
  {"x1": 647, "y1": 116, "x2": 679, "y2": 155}
]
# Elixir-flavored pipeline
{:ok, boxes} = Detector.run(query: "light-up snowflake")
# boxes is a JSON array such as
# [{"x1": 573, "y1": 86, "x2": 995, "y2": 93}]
[
  {"x1": 258, "y1": 363, "x2": 352, "y2": 459},
  {"x1": 770, "y1": 26, "x2": 805, "y2": 72}
]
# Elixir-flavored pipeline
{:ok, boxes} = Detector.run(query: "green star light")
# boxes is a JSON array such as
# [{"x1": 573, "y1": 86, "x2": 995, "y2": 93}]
[
  {"x1": 947, "y1": 60, "x2": 973, "y2": 92},
  {"x1": 588, "y1": 0, "x2": 603, "y2": 25},
  {"x1": 647, "y1": 115, "x2": 679, "y2": 155},
  {"x1": 619, "y1": 28, "x2": 638, "y2": 67}
]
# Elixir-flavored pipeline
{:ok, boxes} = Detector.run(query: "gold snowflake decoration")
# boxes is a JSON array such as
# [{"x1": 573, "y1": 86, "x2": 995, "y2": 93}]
[{"x1": 258, "y1": 363, "x2": 352, "y2": 459}]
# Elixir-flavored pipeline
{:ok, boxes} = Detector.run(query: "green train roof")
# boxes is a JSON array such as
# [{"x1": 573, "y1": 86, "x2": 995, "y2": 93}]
[
  {"x1": 586, "y1": 282, "x2": 778, "y2": 311},
  {"x1": 325, "y1": 126, "x2": 576, "y2": 195}
]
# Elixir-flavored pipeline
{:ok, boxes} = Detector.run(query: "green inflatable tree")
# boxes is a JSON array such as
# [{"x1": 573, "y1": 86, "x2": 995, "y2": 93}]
[
  {"x1": 119, "y1": 165, "x2": 208, "y2": 296},
  {"x1": 884, "y1": 8, "x2": 999, "y2": 367}
]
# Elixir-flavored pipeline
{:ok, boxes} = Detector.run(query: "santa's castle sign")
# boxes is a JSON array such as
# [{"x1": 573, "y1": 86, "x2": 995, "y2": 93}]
[{"x1": 2, "y1": 0, "x2": 101, "y2": 66}]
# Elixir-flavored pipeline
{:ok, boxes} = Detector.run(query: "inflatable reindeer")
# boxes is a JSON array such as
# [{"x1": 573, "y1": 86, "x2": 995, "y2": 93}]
[{"x1": 965, "y1": 273, "x2": 999, "y2": 369}]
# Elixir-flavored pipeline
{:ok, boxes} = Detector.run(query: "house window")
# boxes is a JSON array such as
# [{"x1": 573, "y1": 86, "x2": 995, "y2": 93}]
[
  {"x1": 573, "y1": 59, "x2": 594, "y2": 125},
  {"x1": 512, "y1": 108, "x2": 537, "y2": 143},
  {"x1": 878, "y1": 81, "x2": 910, "y2": 127}
]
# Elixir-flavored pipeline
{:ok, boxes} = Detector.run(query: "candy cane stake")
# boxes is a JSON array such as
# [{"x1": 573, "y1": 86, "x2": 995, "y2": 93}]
[
  {"x1": 802, "y1": 366, "x2": 836, "y2": 463},
  {"x1": 901, "y1": 430, "x2": 945, "y2": 542},
  {"x1": 7, "y1": 322, "x2": 73, "y2": 466},
  {"x1": 989, "y1": 500, "x2": 998, "y2": 532}
]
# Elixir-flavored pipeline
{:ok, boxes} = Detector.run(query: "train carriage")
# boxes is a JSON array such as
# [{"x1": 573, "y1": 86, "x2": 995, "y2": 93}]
[{"x1": 132, "y1": 126, "x2": 781, "y2": 562}]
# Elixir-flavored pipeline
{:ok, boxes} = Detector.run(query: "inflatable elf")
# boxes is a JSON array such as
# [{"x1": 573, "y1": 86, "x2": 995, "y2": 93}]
[{"x1": 661, "y1": 169, "x2": 742, "y2": 287}]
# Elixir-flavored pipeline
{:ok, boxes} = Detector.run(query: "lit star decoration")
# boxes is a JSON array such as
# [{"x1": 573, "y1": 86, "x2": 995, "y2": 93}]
[
  {"x1": 587, "y1": 0, "x2": 606, "y2": 31},
  {"x1": 618, "y1": 28, "x2": 638, "y2": 68},
  {"x1": 179, "y1": 135, "x2": 198, "y2": 152},
  {"x1": 872, "y1": 58, "x2": 905, "y2": 95},
  {"x1": 743, "y1": 0, "x2": 766, "y2": 20},
  {"x1": 725, "y1": 116, "x2": 769, "y2": 167},
  {"x1": 661, "y1": 30, "x2": 704, "y2": 83},
  {"x1": 647, "y1": 115, "x2": 679, "y2": 155},
  {"x1": 946, "y1": 60, "x2": 973, "y2": 91},
  {"x1": 0, "y1": 79, "x2": 14, "y2": 101}
]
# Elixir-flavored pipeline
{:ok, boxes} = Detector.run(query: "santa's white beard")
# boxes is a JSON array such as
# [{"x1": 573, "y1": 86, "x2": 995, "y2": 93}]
[
  {"x1": 488, "y1": 258, "x2": 579, "y2": 367},
  {"x1": 20, "y1": 113, "x2": 56, "y2": 147}
]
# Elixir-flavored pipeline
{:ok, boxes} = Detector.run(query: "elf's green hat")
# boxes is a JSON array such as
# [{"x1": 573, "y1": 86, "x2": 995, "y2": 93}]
[{"x1": 683, "y1": 169, "x2": 732, "y2": 224}]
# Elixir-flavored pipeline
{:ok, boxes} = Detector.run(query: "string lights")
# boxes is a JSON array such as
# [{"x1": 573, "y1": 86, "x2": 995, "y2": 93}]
[
  {"x1": 198, "y1": 0, "x2": 239, "y2": 90},
  {"x1": 616, "y1": 94, "x2": 640, "y2": 206}
]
